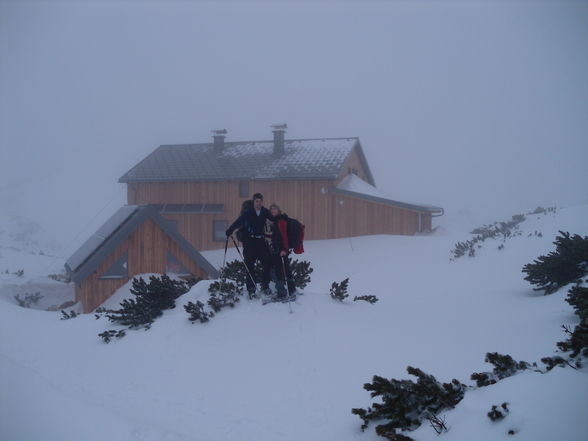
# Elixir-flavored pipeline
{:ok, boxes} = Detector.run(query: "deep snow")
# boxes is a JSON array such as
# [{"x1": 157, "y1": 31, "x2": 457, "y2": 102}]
[{"x1": 0, "y1": 205, "x2": 587, "y2": 441}]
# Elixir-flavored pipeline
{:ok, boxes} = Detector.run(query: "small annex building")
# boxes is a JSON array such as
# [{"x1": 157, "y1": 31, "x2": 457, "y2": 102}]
[{"x1": 65, "y1": 205, "x2": 219, "y2": 313}]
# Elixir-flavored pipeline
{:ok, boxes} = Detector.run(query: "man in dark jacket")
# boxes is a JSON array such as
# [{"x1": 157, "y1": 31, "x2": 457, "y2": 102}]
[{"x1": 226, "y1": 193, "x2": 273, "y2": 296}]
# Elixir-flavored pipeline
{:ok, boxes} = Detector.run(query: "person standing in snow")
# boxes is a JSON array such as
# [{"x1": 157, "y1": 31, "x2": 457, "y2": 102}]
[
  {"x1": 266, "y1": 203, "x2": 296, "y2": 300},
  {"x1": 226, "y1": 193, "x2": 273, "y2": 296}
]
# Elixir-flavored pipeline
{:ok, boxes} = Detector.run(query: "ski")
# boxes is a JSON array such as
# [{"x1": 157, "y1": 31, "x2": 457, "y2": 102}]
[{"x1": 261, "y1": 295, "x2": 296, "y2": 305}]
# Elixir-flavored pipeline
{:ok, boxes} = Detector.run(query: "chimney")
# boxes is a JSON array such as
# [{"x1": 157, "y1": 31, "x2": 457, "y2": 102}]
[
  {"x1": 212, "y1": 129, "x2": 227, "y2": 152},
  {"x1": 271, "y1": 123, "x2": 287, "y2": 155}
]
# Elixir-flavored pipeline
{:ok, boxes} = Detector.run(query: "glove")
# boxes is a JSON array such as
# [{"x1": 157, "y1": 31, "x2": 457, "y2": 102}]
[{"x1": 225, "y1": 229, "x2": 232, "y2": 237}]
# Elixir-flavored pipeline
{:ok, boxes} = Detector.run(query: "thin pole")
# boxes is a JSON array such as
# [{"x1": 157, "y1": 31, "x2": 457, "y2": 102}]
[
  {"x1": 222, "y1": 236, "x2": 229, "y2": 270},
  {"x1": 282, "y1": 256, "x2": 293, "y2": 314},
  {"x1": 230, "y1": 235, "x2": 257, "y2": 293}
]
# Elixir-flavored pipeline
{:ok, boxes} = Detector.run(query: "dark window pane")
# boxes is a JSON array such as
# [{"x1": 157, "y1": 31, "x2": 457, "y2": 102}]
[
  {"x1": 99, "y1": 251, "x2": 128, "y2": 280},
  {"x1": 166, "y1": 251, "x2": 192, "y2": 276},
  {"x1": 163, "y1": 204, "x2": 184, "y2": 213},
  {"x1": 203, "y1": 204, "x2": 224, "y2": 213},
  {"x1": 213, "y1": 220, "x2": 228, "y2": 242},
  {"x1": 183, "y1": 204, "x2": 204, "y2": 213},
  {"x1": 239, "y1": 181, "x2": 249, "y2": 198}
]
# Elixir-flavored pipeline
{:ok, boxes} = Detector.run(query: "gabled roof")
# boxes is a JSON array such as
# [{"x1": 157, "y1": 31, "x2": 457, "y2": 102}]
[
  {"x1": 119, "y1": 137, "x2": 375, "y2": 185},
  {"x1": 65, "y1": 205, "x2": 220, "y2": 284},
  {"x1": 332, "y1": 175, "x2": 444, "y2": 215}
]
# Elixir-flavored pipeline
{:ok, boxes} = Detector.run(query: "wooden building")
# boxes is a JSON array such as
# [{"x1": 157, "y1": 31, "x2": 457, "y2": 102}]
[
  {"x1": 65, "y1": 205, "x2": 219, "y2": 313},
  {"x1": 118, "y1": 128, "x2": 443, "y2": 251}
]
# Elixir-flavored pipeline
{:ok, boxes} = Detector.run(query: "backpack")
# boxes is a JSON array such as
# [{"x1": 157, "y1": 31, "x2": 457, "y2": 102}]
[
  {"x1": 236, "y1": 199, "x2": 254, "y2": 243},
  {"x1": 286, "y1": 217, "x2": 305, "y2": 254}
]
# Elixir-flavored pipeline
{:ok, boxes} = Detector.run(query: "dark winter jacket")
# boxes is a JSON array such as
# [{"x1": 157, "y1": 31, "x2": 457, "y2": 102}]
[{"x1": 227, "y1": 206, "x2": 273, "y2": 239}]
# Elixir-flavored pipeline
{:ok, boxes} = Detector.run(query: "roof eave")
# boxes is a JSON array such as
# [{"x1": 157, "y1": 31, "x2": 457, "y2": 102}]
[
  {"x1": 329, "y1": 187, "x2": 443, "y2": 214},
  {"x1": 119, "y1": 175, "x2": 341, "y2": 184}
]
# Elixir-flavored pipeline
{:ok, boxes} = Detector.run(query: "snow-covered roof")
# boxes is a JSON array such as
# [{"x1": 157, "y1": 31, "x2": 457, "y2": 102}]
[
  {"x1": 119, "y1": 137, "x2": 374, "y2": 184},
  {"x1": 65, "y1": 205, "x2": 219, "y2": 283},
  {"x1": 333, "y1": 175, "x2": 444, "y2": 214}
]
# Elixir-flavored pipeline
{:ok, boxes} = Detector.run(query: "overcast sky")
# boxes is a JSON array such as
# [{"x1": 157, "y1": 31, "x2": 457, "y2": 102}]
[{"x1": 1, "y1": 0, "x2": 587, "y2": 247}]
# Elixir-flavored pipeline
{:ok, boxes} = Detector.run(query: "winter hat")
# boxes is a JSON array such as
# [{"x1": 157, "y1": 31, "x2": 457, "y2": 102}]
[{"x1": 252, "y1": 193, "x2": 263, "y2": 201}]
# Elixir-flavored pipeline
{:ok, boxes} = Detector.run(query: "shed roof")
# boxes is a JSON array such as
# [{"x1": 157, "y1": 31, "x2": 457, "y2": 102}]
[
  {"x1": 332, "y1": 175, "x2": 444, "y2": 215},
  {"x1": 119, "y1": 137, "x2": 375, "y2": 185},
  {"x1": 65, "y1": 205, "x2": 220, "y2": 284}
]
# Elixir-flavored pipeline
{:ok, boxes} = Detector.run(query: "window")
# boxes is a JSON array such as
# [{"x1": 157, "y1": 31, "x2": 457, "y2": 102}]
[
  {"x1": 166, "y1": 251, "x2": 192, "y2": 277},
  {"x1": 99, "y1": 251, "x2": 128, "y2": 280},
  {"x1": 239, "y1": 181, "x2": 249, "y2": 198},
  {"x1": 160, "y1": 204, "x2": 223, "y2": 214},
  {"x1": 202, "y1": 204, "x2": 223, "y2": 213},
  {"x1": 213, "y1": 220, "x2": 229, "y2": 242}
]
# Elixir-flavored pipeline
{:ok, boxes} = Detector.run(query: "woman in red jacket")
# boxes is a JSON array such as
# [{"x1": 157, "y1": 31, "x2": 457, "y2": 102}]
[{"x1": 267, "y1": 203, "x2": 296, "y2": 300}]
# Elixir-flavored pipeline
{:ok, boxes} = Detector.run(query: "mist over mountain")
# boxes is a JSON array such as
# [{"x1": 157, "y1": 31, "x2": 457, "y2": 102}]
[{"x1": 1, "y1": 0, "x2": 587, "y2": 247}]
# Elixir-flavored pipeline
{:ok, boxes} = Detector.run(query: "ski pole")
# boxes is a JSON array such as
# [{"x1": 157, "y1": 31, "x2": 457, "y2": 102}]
[
  {"x1": 222, "y1": 236, "x2": 229, "y2": 271},
  {"x1": 282, "y1": 256, "x2": 293, "y2": 314},
  {"x1": 230, "y1": 235, "x2": 257, "y2": 292}
]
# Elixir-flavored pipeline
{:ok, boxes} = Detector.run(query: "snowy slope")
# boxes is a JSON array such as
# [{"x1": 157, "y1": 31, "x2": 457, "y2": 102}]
[{"x1": 0, "y1": 205, "x2": 587, "y2": 441}]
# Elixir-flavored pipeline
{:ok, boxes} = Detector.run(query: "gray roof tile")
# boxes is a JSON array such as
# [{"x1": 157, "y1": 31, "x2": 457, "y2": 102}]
[{"x1": 119, "y1": 137, "x2": 370, "y2": 183}]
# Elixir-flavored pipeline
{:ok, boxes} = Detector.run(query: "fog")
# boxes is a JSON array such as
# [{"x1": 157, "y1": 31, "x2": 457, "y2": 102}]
[{"x1": 1, "y1": 0, "x2": 587, "y2": 249}]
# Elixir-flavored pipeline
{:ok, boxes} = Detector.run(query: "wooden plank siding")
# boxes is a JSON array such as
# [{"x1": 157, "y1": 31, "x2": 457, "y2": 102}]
[
  {"x1": 76, "y1": 218, "x2": 209, "y2": 313},
  {"x1": 126, "y1": 179, "x2": 431, "y2": 252},
  {"x1": 331, "y1": 192, "x2": 430, "y2": 237},
  {"x1": 124, "y1": 146, "x2": 429, "y2": 251}
]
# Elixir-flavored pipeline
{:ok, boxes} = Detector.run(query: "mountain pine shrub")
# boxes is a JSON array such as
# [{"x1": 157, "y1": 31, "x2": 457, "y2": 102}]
[
  {"x1": 288, "y1": 259, "x2": 313, "y2": 289},
  {"x1": 352, "y1": 367, "x2": 465, "y2": 440},
  {"x1": 14, "y1": 291, "x2": 43, "y2": 308},
  {"x1": 330, "y1": 278, "x2": 349, "y2": 301},
  {"x1": 105, "y1": 275, "x2": 189, "y2": 329},
  {"x1": 354, "y1": 295, "x2": 379, "y2": 304},
  {"x1": 184, "y1": 300, "x2": 215, "y2": 323},
  {"x1": 565, "y1": 286, "x2": 588, "y2": 320},
  {"x1": 487, "y1": 403, "x2": 510, "y2": 421},
  {"x1": 470, "y1": 352, "x2": 535, "y2": 387},
  {"x1": 207, "y1": 277, "x2": 241, "y2": 312},
  {"x1": 522, "y1": 231, "x2": 588, "y2": 294}
]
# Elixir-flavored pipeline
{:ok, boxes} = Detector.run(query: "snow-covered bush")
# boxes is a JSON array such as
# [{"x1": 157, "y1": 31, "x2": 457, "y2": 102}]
[
  {"x1": 530, "y1": 206, "x2": 557, "y2": 216},
  {"x1": 98, "y1": 329, "x2": 126, "y2": 343},
  {"x1": 470, "y1": 352, "x2": 535, "y2": 387},
  {"x1": 184, "y1": 301, "x2": 214, "y2": 323},
  {"x1": 354, "y1": 295, "x2": 379, "y2": 304},
  {"x1": 452, "y1": 213, "x2": 531, "y2": 260},
  {"x1": 487, "y1": 402, "x2": 509, "y2": 421},
  {"x1": 557, "y1": 321, "x2": 588, "y2": 358},
  {"x1": 60, "y1": 310, "x2": 78, "y2": 320},
  {"x1": 565, "y1": 285, "x2": 588, "y2": 320},
  {"x1": 105, "y1": 275, "x2": 189, "y2": 329},
  {"x1": 220, "y1": 260, "x2": 251, "y2": 290},
  {"x1": 352, "y1": 367, "x2": 466, "y2": 440},
  {"x1": 14, "y1": 291, "x2": 43, "y2": 308},
  {"x1": 330, "y1": 278, "x2": 349, "y2": 301},
  {"x1": 215, "y1": 258, "x2": 313, "y2": 291},
  {"x1": 522, "y1": 231, "x2": 588, "y2": 294},
  {"x1": 289, "y1": 259, "x2": 313, "y2": 289},
  {"x1": 207, "y1": 277, "x2": 241, "y2": 312},
  {"x1": 47, "y1": 272, "x2": 71, "y2": 283}
]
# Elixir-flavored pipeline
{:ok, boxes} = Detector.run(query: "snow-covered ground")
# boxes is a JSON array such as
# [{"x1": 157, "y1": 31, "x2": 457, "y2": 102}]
[{"x1": 0, "y1": 205, "x2": 587, "y2": 441}]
